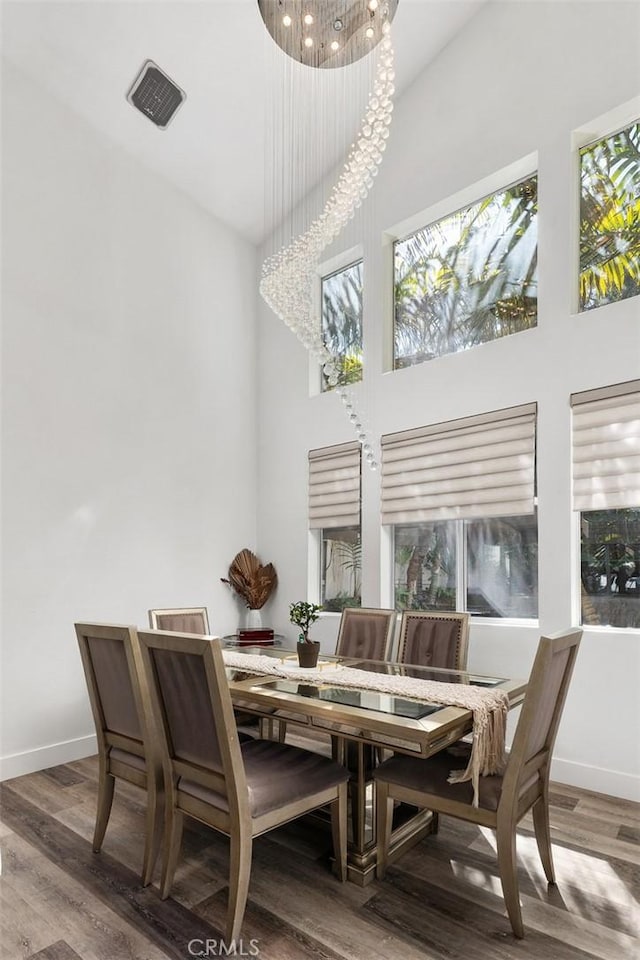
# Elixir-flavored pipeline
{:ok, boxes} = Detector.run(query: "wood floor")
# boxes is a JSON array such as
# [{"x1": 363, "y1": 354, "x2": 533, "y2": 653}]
[{"x1": 0, "y1": 756, "x2": 638, "y2": 960}]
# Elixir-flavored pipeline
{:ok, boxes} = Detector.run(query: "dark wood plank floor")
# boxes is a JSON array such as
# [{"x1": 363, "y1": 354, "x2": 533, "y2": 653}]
[{"x1": 0, "y1": 757, "x2": 638, "y2": 960}]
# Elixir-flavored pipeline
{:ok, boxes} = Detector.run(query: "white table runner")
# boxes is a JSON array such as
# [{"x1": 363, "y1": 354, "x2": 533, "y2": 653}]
[{"x1": 224, "y1": 649, "x2": 509, "y2": 806}]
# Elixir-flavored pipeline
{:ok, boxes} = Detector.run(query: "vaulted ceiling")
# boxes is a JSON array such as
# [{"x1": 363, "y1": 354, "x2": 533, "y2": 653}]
[{"x1": 2, "y1": 0, "x2": 485, "y2": 243}]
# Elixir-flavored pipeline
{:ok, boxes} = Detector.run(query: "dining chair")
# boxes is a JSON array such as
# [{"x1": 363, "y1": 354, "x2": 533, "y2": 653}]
[
  {"x1": 374, "y1": 627, "x2": 582, "y2": 938},
  {"x1": 148, "y1": 607, "x2": 260, "y2": 737},
  {"x1": 148, "y1": 607, "x2": 210, "y2": 634},
  {"x1": 335, "y1": 607, "x2": 397, "y2": 660},
  {"x1": 75, "y1": 622, "x2": 163, "y2": 886},
  {"x1": 278, "y1": 606, "x2": 397, "y2": 743},
  {"x1": 396, "y1": 610, "x2": 469, "y2": 670},
  {"x1": 137, "y1": 629, "x2": 349, "y2": 940},
  {"x1": 331, "y1": 607, "x2": 398, "y2": 845},
  {"x1": 276, "y1": 607, "x2": 396, "y2": 846}
]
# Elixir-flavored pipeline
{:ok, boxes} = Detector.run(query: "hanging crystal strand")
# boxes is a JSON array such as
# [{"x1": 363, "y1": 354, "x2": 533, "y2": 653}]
[{"x1": 260, "y1": 22, "x2": 394, "y2": 470}]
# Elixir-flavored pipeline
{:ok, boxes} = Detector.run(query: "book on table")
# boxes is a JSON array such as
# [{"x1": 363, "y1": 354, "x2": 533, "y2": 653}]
[{"x1": 236, "y1": 627, "x2": 275, "y2": 645}]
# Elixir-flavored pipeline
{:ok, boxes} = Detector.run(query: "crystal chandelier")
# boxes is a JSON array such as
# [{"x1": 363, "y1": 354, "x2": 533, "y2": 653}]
[{"x1": 258, "y1": 1, "x2": 398, "y2": 469}]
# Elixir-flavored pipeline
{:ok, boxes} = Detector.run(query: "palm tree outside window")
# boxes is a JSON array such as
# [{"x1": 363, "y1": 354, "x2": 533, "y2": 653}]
[
  {"x1": 579, "y1": 120, "x2": 640, "y2": 311},
  {"x1": 393, "y1": 175, "x2": 538, "y2": 369},
  {"x1": 321, "y1": 260, "x2": 363, "y2": 391}
]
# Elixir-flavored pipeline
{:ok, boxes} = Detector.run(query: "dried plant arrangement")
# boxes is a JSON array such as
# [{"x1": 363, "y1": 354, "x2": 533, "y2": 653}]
[{"x1": 221, "y1": 548, "x2": 277, "y2": 610}]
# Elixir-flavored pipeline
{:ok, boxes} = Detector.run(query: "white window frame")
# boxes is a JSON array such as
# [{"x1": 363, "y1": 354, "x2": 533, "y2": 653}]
[
  {"x1": 571, "y1": 95, "x2": 640, "y2": 316},
  {"x1": 387, "y1": 515, "x2": 539, "y2": 625},
  {"x1": 307, "y1": 442, "x2": 362, "y2": 609},
  {"x1": 311, "y1": 244, "x2": 364, "y2": 396},
  {"x1": 384, "y1": 152, "x2": 538, "y2": 374},
  {"x1": 570, "y1": 379, "x2": 640, "y2": 631}
]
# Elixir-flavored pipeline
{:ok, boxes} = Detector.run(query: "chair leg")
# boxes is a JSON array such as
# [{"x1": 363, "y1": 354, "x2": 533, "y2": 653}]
[
  {"x1": 227, "y1": 833, "x2": 253, "y2": 942},
  {"x1": 532, "y1": 795, "x2": 555, "y2": 884},
  {"x1": 330, "y1": 784, "x2": 348, "y2": 882},
  {"x1": 160, "y1": 807, "x2": 184, "y2": 900},
  {"x1": 496, "y1": 818, "x2": 524, "y2": 939},
  {"x1": 431, "y1": 811, "x2": 440, "y2": 835},
  {"x1": 141, "y1": 778, "x2": 164, "y2": 887},
  {"x1": 93, "y1": 769, "x2": 115, "y2": 853},
  {"x1": 375, "y1": 780, "x2": 393, "y2": 880}
]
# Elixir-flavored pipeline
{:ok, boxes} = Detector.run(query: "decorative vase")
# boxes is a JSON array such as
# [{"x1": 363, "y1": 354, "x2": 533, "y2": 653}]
[
  {"x1": 246, "y1": 608, "x2": 262, "y2": 629},
  {"x1": 297, "y1": 640, "x2": 320, "y2": 669}
]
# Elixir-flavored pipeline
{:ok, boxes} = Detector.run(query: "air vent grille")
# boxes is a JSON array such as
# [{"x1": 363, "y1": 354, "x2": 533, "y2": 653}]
[{"x1": 127, "y1": 60, "x2": 185, "y2": 129}]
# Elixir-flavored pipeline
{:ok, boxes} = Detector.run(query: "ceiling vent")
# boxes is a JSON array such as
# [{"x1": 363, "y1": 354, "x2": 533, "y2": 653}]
[{"x1": 126, "y1": 60, "x2": 186, "y2": 130}]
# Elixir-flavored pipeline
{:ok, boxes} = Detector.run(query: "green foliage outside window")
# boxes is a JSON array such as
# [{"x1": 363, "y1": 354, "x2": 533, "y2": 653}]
[
  {"x1": 394, "y1": 176, "x2": 538, "y2": 368},
  {"x1": 393, "y1": 515, "x2": 538, "y2": 619},
  {"x1": 321, "y1": 526, "x2": 362, "y2": 611},
  {"x1": 581, "y1": 509, "x2": 640, "y2": 628},
  {"x1": 321, "y1": 260, "x2": 363, "y2": 391},
  {"x1": 580, "y1": 121, "x2": 640, "y2": 311},
  {"x1": 394, "y1": 522, "x2": 457, "y2": 612}
]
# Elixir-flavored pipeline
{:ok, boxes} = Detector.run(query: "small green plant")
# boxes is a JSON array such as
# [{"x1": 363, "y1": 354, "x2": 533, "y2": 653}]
[{"x1": 289, "y1": 601, "x2": 322, "y2": 643}]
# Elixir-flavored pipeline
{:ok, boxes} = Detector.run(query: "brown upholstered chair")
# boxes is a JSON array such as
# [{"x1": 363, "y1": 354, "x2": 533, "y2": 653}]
[
  {"x1": 137, "y1": 629, "x2": 349, "y2": 940},
  {"x1": 75, "y1": 622, "x2": 163, "y2": 886},
  {"x1": 396, "y1": 610, "x2": 469, "y2": 670},
  {"x1": 335, "y1": 607, "x2": 397, "y2": 660},
  {"x1": 374, "y1": 627, "x2": 582, "y2": 938},
  {"x1": 277, "y1": 607, "x2": 396, "y2": 846},
  {"x1": 279, "y1": 606, "x2": 397, "y2": 742},
  {"x1": 330, "y1": 607, "x2": 397, "y2": 845},
  {"x1": 148, "y1": 607, "x2": 259, "y2": 736},
  {"x1": 148, "y1": 607, "x2": 210, "y2": 634}
]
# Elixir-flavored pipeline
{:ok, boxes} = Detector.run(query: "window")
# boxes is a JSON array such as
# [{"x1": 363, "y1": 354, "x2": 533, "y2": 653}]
[
  {"x1": 579, "y1": 120, "x2": 640, "y2": 312},
  {"x1": 392, "y1": 515, "x2": 538, "y2": 617},
  {"x1": 321, "y1": 526, "x2": 361, "y2": 612},
  {"x1": 580, "y1": 509, "x2": 640, "y2": 629},
  {"x1": 309, "y1": 443, "x2": 361, "y2": 610},
  {"x1": 393, "y1": 175, "x2": 538, "y2": 369},
  {"x1": 571, "y1": 381, "x2": 640, "y2": 628},
  {"x1": 321, "y1": 260, "x2": 363, "y2": 391},
  {"x1": 394, "y1": 521, "x2": 456, "y2": 611},
  {"x1": 466, "y1": 514, "x2": 538, "y2": 618},
  {"x1": 384, "y1": 405, "x2": 538, "y2": 618}
]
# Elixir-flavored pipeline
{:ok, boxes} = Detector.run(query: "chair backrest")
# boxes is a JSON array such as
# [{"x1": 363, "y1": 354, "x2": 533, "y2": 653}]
[
  {"x1": 396, "y1": 611, "x2": 469, "y2": 670},
  {"x1": 335, "y1": 607, "x2": 397, "y2": 661},
  {"x1": 137, "y1": 629, "x2": 247, "y2": 817},
  {"x1": 502, "y1": 628, "x2": 582, "y2": 801},
  {"x1": 75, "y1": 622, "x2": 149, "y2": 760},
  {"x1": 148, "y1": 607, "x2": 210, "y2": 634}
]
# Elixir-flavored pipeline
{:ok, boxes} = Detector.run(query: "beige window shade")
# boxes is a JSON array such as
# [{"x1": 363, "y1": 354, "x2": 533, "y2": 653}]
[
  {"x1": 309, "y1": 442, "x2": 361, "y2": 529},
  {"x1": 571, "y1": 380, "x2": 640, "y2": 511},
  {"x1": 381, "y1": 404, "x2": 537, "y2": 525}
]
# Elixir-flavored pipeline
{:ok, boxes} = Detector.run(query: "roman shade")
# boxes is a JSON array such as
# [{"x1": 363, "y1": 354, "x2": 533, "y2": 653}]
[
  {"x1": 308, "y1": 442, "x2": 361, "y2": 529},
  {"x1": 381, "y1": 404, "x2": 537, "y2": 525},
  {"x1": 571, "y1": 380, "x2": 640, "y2": 511}
]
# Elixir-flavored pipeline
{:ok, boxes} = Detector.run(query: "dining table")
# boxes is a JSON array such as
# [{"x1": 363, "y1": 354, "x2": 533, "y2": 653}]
[{"x1": 224, "y1": 645, "x2": 527, "y2": 885}]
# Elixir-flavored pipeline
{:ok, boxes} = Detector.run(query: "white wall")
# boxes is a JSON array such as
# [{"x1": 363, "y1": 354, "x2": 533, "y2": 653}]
[
  {"x1": 256, "y1": 1, "x2": 640, "y2": 800},
  {"x1": 0, "y1": 62, "x2": 259, "y2": 779}
]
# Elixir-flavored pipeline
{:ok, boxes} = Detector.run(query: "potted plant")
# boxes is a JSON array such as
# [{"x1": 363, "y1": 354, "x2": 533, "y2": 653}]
[{"x1": 289, "y1": 601, "x2": 322, "y2": 668}]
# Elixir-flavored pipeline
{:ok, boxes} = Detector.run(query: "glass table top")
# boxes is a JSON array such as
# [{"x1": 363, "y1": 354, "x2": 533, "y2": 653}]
[
  {"x1": 226, "y1": 650, "x2": 512, "y2": 720},
  {"x1": 251, "y1": 679, "x2": 442, "y2": 719}
]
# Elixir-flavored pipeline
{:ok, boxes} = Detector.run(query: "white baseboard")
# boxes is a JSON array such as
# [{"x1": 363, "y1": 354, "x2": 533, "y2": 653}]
[
  {"x1": 1, "y1": 737, "x2": 637, "y2": 804},
  {"x1": 551, "y1": 757, "x2": 640, "y2": 803},
  {"x1": 0, "y1": 734, "x2": 97, "y2": 782}
]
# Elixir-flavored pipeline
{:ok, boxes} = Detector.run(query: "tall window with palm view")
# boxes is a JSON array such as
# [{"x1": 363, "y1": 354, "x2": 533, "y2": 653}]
[
  {"x1": 383, "y1": 404, "x2": 539, "y2": 619},
  {"x1": 580, "y1": 509, "x2": 640, "y2": 629},
  {"x1": 393, "y1": 176, "x2": 538, "y2": 368},
  {"x1": 579, "y1": 121, "x2": 640, "y2": 311},
  {"x1": 322, "y1": 527, "x2": 362, "y2": 612},
  {"x1": 321, "y1": 260, "x2": 363, "y2": 391}
]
